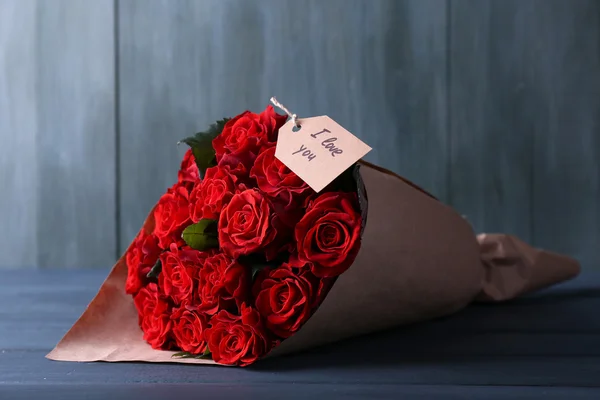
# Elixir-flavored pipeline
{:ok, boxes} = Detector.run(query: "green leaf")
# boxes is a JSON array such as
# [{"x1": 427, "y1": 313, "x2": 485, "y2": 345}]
[
  {"x1": 195, "y1": 347, "x2": 212, "y2": 359},
  {"x1": 251, "y1": 264, "x2": 265, "y2": 281},
  {"x1": 179, "y1": 118, "x2": 230, "y2": 178},
  {"x1": 171, "y1": 348, "x2": 212, "y2": 360},
  {"x1": 146, "y1": 259, "x2": 162, "y2": 279},
  {"x1": 182, "y1": 219, "x2": 219, "y2": 251},
  {"x1": 238, "y1": 253, "x2": 281, "y2": 283}
]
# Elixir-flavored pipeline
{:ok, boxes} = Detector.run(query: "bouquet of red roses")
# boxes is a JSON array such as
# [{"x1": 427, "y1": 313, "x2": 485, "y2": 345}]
[
  {"x1": 126, "y1": 105, "x2": 364, "y2": 365},
  {"x1": 48, "y1": 104, "x2": 580, "y2": 367}
]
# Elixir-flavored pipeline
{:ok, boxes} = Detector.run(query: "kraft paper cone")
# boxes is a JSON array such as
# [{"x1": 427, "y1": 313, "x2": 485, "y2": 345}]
[{"x1": 47, "y1": 163, "x2": 580, "y2": 365}]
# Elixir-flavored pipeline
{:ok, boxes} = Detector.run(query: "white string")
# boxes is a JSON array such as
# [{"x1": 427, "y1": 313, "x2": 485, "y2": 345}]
[{"x1": 270, "y1": 96, "x2": 300, "y2": 127}]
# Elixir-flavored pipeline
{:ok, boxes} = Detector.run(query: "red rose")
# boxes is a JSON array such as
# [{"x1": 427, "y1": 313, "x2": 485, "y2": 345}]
[
  {"x1": 205, "y1": 305, "x2": 271, "y2": 366},
  {"x1": 259, "y1": 210, "x2": 297, "y2": 261},
  {"x1": 178, "y1": 149, "x2": 200, "y2": 187},
  {"x1": 250, "y1": 146, "x2": 313, "y2": 207},
  {"x1": 253, "y1": 264, "x2": 319, "y2": 338},
  {"x1": 171, "y1": 306, "x2": 209, "y2": 354},
  {"x1": 258, "y1": 105, "x2": 288, "y2": 142},
  {"x1": 134, "y1": 283, "x2": 173, "y2": 349},
  {"x1": 158, "y1": 244, "x2": 205, "y2": 306},
  {"x1": 218, "y1": 154, "x2": 252, "y2": 186},
  {"x1": 125, "y1": 230, "x2": 161, "y2": 295},
  {"x1": 154, "y1": 183, "x2": 192, "y2": 249},
  {"x1": 213, "y1": 112, "x2": 268, "y2": 165},
  {"x1": 189, "y1": 166, "x2": 236, "y2": 222},
  {"x1": 260, "y1": 184, "x2": 316, "y2": 261},
  {"x1": 199, "y1": 252, "x2": 249, "y2": 315},
  {"x1": 294, "y1": 192, "x2": 362, "y2": 278},
  {"x1": 212, "y1": 106, "x2": 287, "y2": 169},
  {"x1": 247, "y1": 145, "x2": 312, "y2": 258},
  {"x1": 218, "y1": 189, "x2": 276, "y2": 258}
]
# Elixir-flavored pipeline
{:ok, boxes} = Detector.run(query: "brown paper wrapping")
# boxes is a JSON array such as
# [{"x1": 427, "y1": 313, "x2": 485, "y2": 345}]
[
  {"x1": 476, "y1": 233, "x2": 581, "y2": 302},
  {"x1": 47, "y1": 163, "x2": 580, "y2": 365}
]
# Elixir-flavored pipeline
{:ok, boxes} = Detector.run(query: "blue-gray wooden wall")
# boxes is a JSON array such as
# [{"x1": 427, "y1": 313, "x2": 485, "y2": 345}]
[{"x1": 1, "y1": 0, "x2": 598, "y2": 270}]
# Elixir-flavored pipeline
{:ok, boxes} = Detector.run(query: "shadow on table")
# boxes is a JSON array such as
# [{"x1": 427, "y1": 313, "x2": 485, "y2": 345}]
[
  {"x1": 250, "y1": 286, "x2": 600, "y2": 372},
  {"x1": 498, "y1": 288, "x2": 600, "y2": 304}
]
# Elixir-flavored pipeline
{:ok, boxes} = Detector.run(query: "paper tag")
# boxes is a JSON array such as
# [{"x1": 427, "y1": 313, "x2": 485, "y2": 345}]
[{"x1": 275, "y1": 116, "x2": 372, "y2": 192}]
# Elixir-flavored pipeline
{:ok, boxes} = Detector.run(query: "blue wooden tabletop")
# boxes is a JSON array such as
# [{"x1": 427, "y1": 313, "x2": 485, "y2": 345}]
[{"x1": 1, "y1": 270, "x2": 599, "y2": 399}]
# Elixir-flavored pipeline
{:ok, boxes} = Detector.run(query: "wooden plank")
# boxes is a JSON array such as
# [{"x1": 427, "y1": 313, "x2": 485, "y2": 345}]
[
  {"x1": 0, "y1": 0, "x2": 38, "y2": 268},
  {"x1": 449, "y1": 0, "x2": 600, "y2": 270},
  {"x1": 117, "y1": 0, "x2": 449, "y2": 252},
  {"x1": 2, "y1": 384, "x2": 600, "y2": 400},
  {"x1": 0, "y1": 0, "x2": 117, "y2": 268},
  {"x1": 449, "y1": 0, "x2": 536, "y2": 240},
  {"x1": 3, "y1": 350, "x2": 600, "y2": 387},
  {"x1": 2, "y1": 270, "x2": 599, "y2": 391},
  {"x1": 526, "y1": 0, "x2": 600, "y2": 270}
]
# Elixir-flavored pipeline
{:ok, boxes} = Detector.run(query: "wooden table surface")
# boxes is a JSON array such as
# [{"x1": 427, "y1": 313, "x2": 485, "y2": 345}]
[{"x1": 1, "y1": 270, "x2": 599, "y2": 399}]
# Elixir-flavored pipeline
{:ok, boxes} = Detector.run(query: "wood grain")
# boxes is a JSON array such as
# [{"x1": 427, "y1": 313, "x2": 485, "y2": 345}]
[
  {"x1": 526, "y1": 0, "x2": 600, "y2": 271},
  {"x1": 449, "y1": 0, "x2": 536, "y2": 241},
  {"x1": 0, "y1": 0, "x2": 116, "y2": 268},
  {"x1": 1, "y1": 384, "x2": 600, "y2": 400},
  {"x1": 0, "y1": 0, "x2": 38, "y2": 268},
  {"x1": 449, "y1": 0, "x2": 599, "y2": 269},
  {"x1": 117, "y1": 0, "x2": 450, "y2": 252},
  {"x1": 1, "y1": 0, "x2": 598, "y2": 269},
  {"x1": 1, "y1": 270, "x2": 599, "y2": 396}
]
